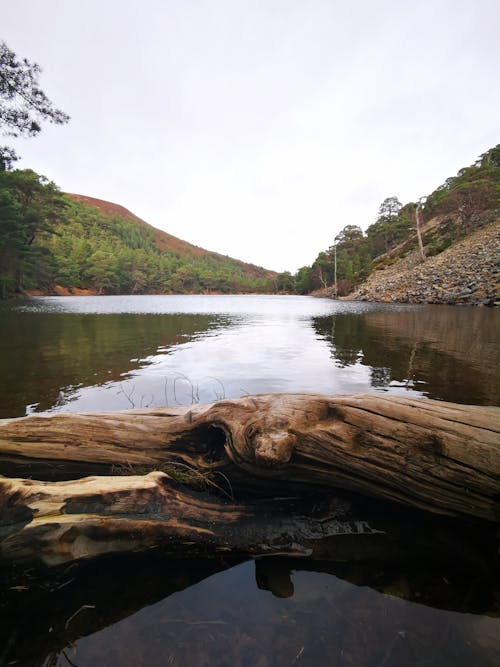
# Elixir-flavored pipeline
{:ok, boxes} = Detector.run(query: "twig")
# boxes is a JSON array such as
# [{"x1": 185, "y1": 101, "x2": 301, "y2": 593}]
[
  {"x1": 292, "y1": 646, "x2": 305, "y2": 663},
  {"x1": 212, "y1": 470, "x2": 234, "y2": 500},
  {"x1": 62, "y1": 650, "x2": 80, "y2": 667},
  {"x1": 64, "y1": 604, "x2": 95, "y2": 630},
  {"x1": 117, "y1": 383, "x2": 135, "y2": 408}
]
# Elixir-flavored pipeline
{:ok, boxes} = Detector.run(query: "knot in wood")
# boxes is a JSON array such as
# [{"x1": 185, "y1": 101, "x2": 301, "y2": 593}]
[{"x1": 252, "y1": 430, "x2": 297, "y2": 467}]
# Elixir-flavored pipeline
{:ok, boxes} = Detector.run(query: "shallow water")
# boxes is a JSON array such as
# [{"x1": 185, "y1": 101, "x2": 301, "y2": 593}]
[
  {"x1": 1, "y1": 295, "x2": 499, "y2": 665},
  {"x1": 2, "y1": 549, "x2": 499, "y2": 667}
]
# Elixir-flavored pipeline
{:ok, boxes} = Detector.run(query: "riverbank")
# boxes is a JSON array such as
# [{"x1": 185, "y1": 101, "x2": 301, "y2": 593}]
[
  {"x1": 315, "y1": 218, "x2": 499, "y2": 306},
  {"x1": 24, "y1": 285, "x2": 98, "y2": 297},
  {"x1": 21, "y1": 287, "x2": 268, "y2": 297}
]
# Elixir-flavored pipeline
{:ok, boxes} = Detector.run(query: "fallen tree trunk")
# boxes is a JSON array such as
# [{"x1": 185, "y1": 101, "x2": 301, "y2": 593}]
[
  {"x1": 0, "y1": 471, "x2": 386, "y2": 566},
  {"x1": 1, "y1": 469, "x2": 497, "y2": 570},
  {"x1": 0, "y1": 393, "x2": 499, "y2": 521}
]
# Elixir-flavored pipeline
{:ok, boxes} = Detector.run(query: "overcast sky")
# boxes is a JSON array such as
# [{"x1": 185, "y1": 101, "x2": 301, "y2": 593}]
[{"x1": 2, "y1": 0, "x2": 499, "y2": 272}]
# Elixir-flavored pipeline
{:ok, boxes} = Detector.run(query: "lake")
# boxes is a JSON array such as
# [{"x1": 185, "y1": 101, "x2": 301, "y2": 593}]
[{"x1": 1, "y1": 295, "x2": 499, "y2": 666}]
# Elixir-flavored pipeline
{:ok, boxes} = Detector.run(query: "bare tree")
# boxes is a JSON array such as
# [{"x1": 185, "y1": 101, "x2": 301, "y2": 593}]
[{"x1": 415, "y1": 198, "x2": 426, "y2": 262}]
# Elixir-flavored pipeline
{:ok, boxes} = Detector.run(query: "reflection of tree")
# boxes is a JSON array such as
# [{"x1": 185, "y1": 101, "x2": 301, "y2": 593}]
[
  {"x1": 312, "y1": 308, "x2": 500, "y2": 405},
  {"x1": 0, "y1": 311, "x2": 231, "y2": 417},
  {"x1": 0, "y1": 554, "x2": 233, "y2": 666},
  {"x1": 370, "y1": 367, "x2": 392, "y2": 388},
  {"x1": 315, "y1": 313, "x2": 367, "y2": 368}
]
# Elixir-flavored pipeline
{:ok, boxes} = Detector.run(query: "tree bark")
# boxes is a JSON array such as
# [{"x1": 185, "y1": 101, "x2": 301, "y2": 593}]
[
  {"x1": 0, "y1": 470, "x2": 387, "y2": 566},
  {"x1": 1, "y1": 393, "x2": 499, "y2": 522}
]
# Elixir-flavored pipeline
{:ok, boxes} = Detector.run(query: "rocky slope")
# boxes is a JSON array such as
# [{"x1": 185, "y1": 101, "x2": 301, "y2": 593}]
[{"x1": 344, "y1": 216, "x2": 500, "y2": 306}]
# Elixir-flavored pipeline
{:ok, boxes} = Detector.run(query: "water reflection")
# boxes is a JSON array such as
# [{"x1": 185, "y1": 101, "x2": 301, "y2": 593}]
[
  {"x1": 1, "y1": 542, "x2": 498, "y2": 667},
  {"x1": 1, "y1": 296, "x2": 499, "y2": 419},
  {"x1": 0, "y1": 309, "x2": 232, "y2": 418},
  {"x1": 1, "y1": 296, "x2": 499, "y2": 666},
  {"x1": 313, "y1": 306, "x2": 500, "y2": 404}
]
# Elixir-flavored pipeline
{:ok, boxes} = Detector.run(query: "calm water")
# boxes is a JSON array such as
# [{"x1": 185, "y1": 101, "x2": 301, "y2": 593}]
[
  {"x1": 1, "y1": 294, "x2": 499, "y2": 417},
  {"x1": 1, "y1": 295, "x2": 499, "y2": 666}
]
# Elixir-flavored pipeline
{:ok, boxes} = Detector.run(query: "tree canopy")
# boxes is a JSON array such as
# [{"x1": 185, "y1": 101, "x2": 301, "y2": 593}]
[
  {"x1": 290, "y1": 144, "x2": 500, "y2": 296},
  {"x1": 0, "y1": 169, "x2": 65, "y2": 297},
  {"x1": 0, "y1": 41, "x2": 69, "y2": 169},
  {"x1": 0, "y1": 169, "x2": 276, "y2": 298},
  {"x1": 377, "y1": 196, "x2": 402, "y2": 221}
]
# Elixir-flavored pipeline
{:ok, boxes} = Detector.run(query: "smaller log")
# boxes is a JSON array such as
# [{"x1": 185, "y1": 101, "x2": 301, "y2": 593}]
[{"x1": 0, "y1": 471, "x2": 383, "y2": 566}]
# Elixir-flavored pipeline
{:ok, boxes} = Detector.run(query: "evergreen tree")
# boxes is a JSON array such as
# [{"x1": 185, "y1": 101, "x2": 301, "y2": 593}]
[
  {"x1": 0, "y1": 169, "x2": 65, "y2": 296},
  {"x1": 0, "y1": 41, "x2": 69, "y2": 169}
]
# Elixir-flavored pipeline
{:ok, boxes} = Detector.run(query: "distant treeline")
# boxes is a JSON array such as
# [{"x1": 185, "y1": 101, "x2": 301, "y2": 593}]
[
  {"x1": 1, "y1": 144, "x2": 499, "y2": 299},
  {"x1": 275, "y1": 143, "x2": 500, "y2": 296},
  {"x1": 0, "y1": 171, "x2": 276, "y2": 298}
]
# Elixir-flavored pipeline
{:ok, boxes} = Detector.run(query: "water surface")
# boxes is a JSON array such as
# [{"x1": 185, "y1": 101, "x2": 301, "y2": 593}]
[
  {"x1": 1, "y1": 294, "x2": 498, "y2": 418},
  {"x1": 1, "y1": 295, "x2": 499, "y2": 666}
]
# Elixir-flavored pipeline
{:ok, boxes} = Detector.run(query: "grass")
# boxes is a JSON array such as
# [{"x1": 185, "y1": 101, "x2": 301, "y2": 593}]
[{"x1": 110, "y1": 460, "x2": 234, "y2": 500}]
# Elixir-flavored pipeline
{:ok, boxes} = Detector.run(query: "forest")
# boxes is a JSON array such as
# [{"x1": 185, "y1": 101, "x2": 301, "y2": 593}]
[
  {"x1": 0, "y1": 170, "x2": 276, "y2": 298},
  {"x1": 0, "y1": 144, "x2": 499, "y2": 299},
  {"x1": 292, "y1": 143, "x2": 500, "y2": 296}
]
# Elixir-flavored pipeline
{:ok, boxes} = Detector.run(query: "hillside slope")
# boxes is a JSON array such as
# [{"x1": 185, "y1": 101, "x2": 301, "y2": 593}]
[
  {"x1": 67, "y1": 193, "x2": 272, "y2": 279},
  {"x1": 0, "y1": 167, "x2": 279, "y2": 298},
  {"x1": 44, "y1": 193, "x2": 276, "y2": 294},
  {"x1": 346, "y1": 213, "x2": 500, "y2": 306},
  {"x1": 303, "y1": 144, "x2": 500, "y2": 305}
]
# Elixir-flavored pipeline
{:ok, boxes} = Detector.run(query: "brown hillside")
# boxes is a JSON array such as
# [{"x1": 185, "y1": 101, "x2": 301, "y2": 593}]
[
  {"x1": 67, "y1": 193, "x2": 274, "y2": 278},
  {"x1": 68, "y1": 194, "x2": 212, "y2": 258}
]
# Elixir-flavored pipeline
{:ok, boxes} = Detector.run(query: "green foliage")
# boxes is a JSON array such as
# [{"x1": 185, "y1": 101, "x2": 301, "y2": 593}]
[
  {"x1": 332, "y1": 225, "x2": 371, "y2": 283},
  {"x1": 377, "y1": 196, "x2": 402, "y2": 221},
  {"x1": 0, "y1": 41, "x2": 69, "y2": 169},
  {"x1": 479, "y1": 144, "x2": 500, "y2": 168},
  {"x1": 0, "y1": 168, "x2": 275, "y2": 297},
  {"x1": 294, "y1": 266, "x2": 314, "y2": 294},
  {"x1": 46, "y1": 198, "x2": 274, "y2": 295},
  {"x1": 2, "y1": 143, "x2": 498, "y2": 299},
  {"x1": 424, "y1": 146, "x2": 500, "y2": 225},
  {"x1": 366, "y1": 202, "x2": 415, "y2": 258},
  {"x1": 305, "y1": 225, "x2": 371, "y2": 294},
  {"x1": 0, "y1": 169, "x2": 65, "y2": 297},
  {"x1": 293, "y1": 143, "x2": 500, "y2": 295},
  {"x1": 275, "y1": 271, "x2": 295, "y2": 292}
]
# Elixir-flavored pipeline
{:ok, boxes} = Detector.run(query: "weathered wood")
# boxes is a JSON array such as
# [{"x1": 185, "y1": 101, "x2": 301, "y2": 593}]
[
  {"x1": 2, "y1": 468, "x2": 497, "y2": 570},
  {"x1": 0, "y1": 471, "x2": 384, "y2": 566},
  {"x1": 0, "y1": 393, "x2": 499, "y2": 520}
]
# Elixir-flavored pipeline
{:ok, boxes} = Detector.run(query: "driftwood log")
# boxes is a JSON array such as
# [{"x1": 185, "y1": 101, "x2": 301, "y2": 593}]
[
  {"x1": 1, "y1": 394, "x2": 499, "y2": 517},
  {"x1": 0, "y1": 471, "x2": 390, "y2": 566},
  {"x1": 0, "y1": 393, "x2": 499, "y2": 566}
]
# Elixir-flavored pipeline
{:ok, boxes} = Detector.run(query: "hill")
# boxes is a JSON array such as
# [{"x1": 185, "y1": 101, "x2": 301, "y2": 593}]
[
  {"x1": 301, "y1": 143, "x2": 500, "y2": 306},
  {"x1": 67, "y1": 193, "x2": 273, "y2": 281},
  {"x1": 68, "y1": 193, "x2": 208, "y2": 258},
  {"x1": 346, "y1": 213, "x2": 499, "y2": 305},
  {"x1": 0, "y1": 171, "x2": 276, "y2": 298}
]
